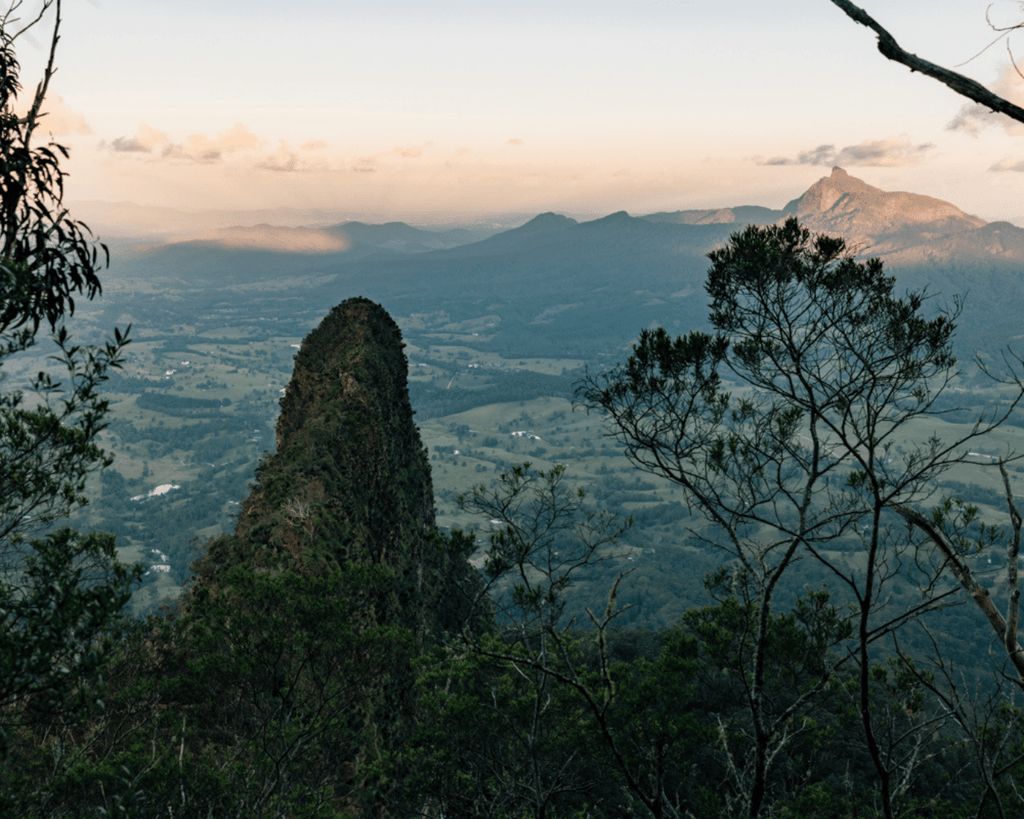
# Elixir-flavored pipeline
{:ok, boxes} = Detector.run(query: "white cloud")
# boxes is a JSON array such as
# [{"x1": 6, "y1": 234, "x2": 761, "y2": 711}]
[
  {"x1": 256, "y1": 140, "x2": 313, "y2": 172},
  {"x1": 106, "y1": 124, "x2": 168, "y2": 153},
  {"x1": 38, "y1": 95, "x2": 92, "y2": 136},
  {"x1": 162, "y1": 123, "x2": 262, "y2": 163},
  {"x1": 947, "y1": 62, "x2": 1024, "y2": 136},
  {"x1": 13, "y1": 93, "x2": 92, "y2": 137},
  {"x1": 989, "y1": 157, "x2": 1024, "y2": 172}
]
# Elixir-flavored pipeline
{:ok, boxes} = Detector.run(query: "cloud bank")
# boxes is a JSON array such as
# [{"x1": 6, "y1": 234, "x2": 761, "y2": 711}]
[
  {"x1": 164, "y1": 123, "x2": 262, "y2": 162},
  {"x1": 105, "y1": 122, "x2": 264, "y2": 162},
  {"x1": 757, "y1": 137, "x2": 935, "y2": 168},
  {"x1": 14, "y1": 94, "x2": 92, "y2": 137},
  {"x1": 990, "y1": 157, "x2": 1024, "y2": 172},
  {"x1": 39, "y1": 95, "x2": 92, "y2": 136},
  {"x1": 103, "y1": 121, "x2": 445, "y2": 179}
]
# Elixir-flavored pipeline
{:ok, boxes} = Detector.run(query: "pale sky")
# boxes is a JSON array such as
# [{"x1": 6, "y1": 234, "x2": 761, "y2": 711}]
[{"x1": 17, "y1": 0, "x2": 1024, "y2": 222}]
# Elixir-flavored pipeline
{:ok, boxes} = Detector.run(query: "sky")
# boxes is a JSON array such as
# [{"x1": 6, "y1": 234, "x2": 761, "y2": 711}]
[{"x1": 14, "y1": 0, "x2": 1024, "y2": 223}]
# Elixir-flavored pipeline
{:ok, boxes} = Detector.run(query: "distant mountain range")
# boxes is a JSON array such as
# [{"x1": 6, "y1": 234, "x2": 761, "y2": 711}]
[
  {"x1": 646, "y1": 167, "x2": 1017, "y2": 263},
  {"x1": 120, "y1": 166, "x2": 1024, "y2": 271},
  {"x1": 106, "y1": 169, "x2": 1024, "y2": 358},
  {"x1": 69, "y1": 200, "x2": 538, "y2": 239}
]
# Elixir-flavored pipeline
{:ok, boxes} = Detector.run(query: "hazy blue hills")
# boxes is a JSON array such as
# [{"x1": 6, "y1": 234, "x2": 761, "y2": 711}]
[
  {"x1": 107, "y1": 168, "x2": 1024, "y2": 358},
  {"x1": 114, "y1": 221, "x2": 500, "y2": 283},
  {"x1": 307, "y1": 212, "x2": 740, "y2": 357},
  {"x1": 642, "y1": 204, "x2": 783, "y2": 225},
  {"x1": 495, "y1": 211, "x2": 578, "y2": 236},
  {"x1": 321, "y1": 220, "x2": 500, "y2": 253}
]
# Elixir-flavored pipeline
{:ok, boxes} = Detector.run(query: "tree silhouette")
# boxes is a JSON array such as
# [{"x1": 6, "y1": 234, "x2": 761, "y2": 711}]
[
  {"x1": 579, "y1": 217, "x2": 1024, "y2": 818},
  {"x1": 0, "y1": 0, "x2": 136, "y2": 759}
]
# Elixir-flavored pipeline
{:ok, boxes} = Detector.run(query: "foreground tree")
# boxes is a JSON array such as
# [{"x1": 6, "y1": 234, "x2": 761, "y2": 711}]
[
  {"x1": 405, "y1": 461, "x2": 958, "y2": 818},
  {"x1": 0, "y1": 0, "x2": 135, "y2": 762},
  {"x1": 399, "y1": 465, "x2": 629, "y2": 819},
  {"x1": 579, "y1": 217, "x2": 1024, "y2": 818}
]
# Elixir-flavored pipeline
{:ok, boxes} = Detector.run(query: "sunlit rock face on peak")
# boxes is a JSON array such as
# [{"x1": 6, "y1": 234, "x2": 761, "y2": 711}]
[
  {"x1": 782, "y1": 167, "x2": 985, "y2": 244},
  {"x1": 788, "y1": 167, "x2": 881, "y2": 215}
]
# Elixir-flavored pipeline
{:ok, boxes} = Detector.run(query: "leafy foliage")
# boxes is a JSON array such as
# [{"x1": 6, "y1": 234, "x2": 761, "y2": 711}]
[
  {"x1": 0, "y1": 0, "x2": 137, "y2": 764},
  {"x1": 579, "y1": 217, "x2": 1024, "y2": 818},
  {"x1": 0, "y1": 530, "x2": 135, "y2": 756}
]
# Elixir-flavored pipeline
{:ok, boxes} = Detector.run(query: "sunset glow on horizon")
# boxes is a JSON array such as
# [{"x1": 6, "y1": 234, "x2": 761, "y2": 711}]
[{"x1": 23, "y1": 0, "x2": 1024, "y2": 224}]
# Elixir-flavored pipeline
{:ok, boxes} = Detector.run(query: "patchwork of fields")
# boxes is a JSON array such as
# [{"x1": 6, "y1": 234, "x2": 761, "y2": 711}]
[{"x1": 17, "y1": 280, "x2": 1008, "y2": 650}]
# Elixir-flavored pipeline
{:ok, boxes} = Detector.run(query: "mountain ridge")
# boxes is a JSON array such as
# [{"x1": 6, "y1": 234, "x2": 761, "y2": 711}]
[
  {"x1": 105, "y1": 168, "x2": 1024, "y2": 357},
  {"x1": 781, "y1": 166, "x2": 987, "y2": 243},
  {"x1": 113, "y1": 167, "x2": 1022, "y2": 283}
]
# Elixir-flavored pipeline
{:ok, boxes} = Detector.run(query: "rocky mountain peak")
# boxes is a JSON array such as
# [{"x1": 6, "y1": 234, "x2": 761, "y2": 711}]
[
  {"x1": 181, "y1": 297, "x2": 485, "y2": 813},
  {"x1": 788, "y1": 167, "x2": 882, "y2": 214},
  {"x1": 781, "y1": 167, "x2": 985, "y2": 242},
  {"x1": 190, "y1": 297, "x2": 471, "y2": 637}
]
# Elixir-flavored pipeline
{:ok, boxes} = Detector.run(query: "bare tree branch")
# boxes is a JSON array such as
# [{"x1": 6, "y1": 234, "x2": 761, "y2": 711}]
[
  {"x1": 24, "y1": 0, "x2": 60, "y2": 147},
  {"x1": 1000, "y1": 462, "x2": 1023, "y2": 675},
  {"x1": 829, "y1": 0, "x2": 1024, "y2": 125},
  {"x1": 893, "y1": 500, "x2": 1024, "y2": 687}
]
